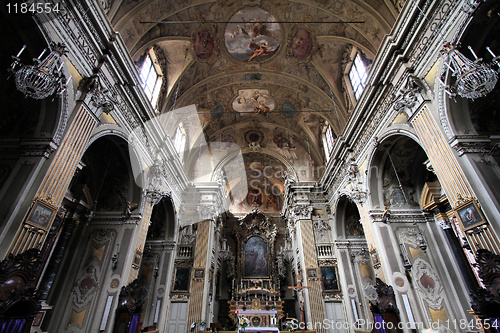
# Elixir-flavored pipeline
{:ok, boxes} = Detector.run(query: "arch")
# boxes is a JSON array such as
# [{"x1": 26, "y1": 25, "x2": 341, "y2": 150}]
[
  {"x1": 367, "y1": 133, "x2": 436, "y2": 210},
  {"x1": 87, "y1": 128, "x2": 147, "y2": 210},
  {"x1": 73, "y1": 134, "x2": 143, "y2": 214},
  {"x1": 147, "y1": 195, "x2": 177, "y2": 241},
  {"x1": 333, "y1": 195, "x2": 365, "y2": 240}
]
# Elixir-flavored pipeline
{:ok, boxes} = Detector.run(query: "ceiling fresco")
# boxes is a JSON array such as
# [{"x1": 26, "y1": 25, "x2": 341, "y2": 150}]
[
  {"x1": 103, "y1": 0, "x2": 401, "y2": 213},
  {"x1": 224, "y1": 7, "x2": 281, "y2": 62}
]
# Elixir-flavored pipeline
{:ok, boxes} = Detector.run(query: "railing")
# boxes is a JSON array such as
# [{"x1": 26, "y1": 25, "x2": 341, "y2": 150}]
[
  {"x1": 177, "y1": 245, "x2": 194, "y2": 258},
  {"x1": 317, "y1": 244, "x2": 334, "y2": 257}
]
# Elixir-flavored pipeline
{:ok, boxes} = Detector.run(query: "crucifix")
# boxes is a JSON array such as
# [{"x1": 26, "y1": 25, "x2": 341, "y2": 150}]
[{"x1": 289, "y1": 276, "x2": 309, "y2": 333}]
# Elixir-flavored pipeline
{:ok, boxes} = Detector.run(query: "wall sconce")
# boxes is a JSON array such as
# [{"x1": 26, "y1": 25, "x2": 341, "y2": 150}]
[
  {"x1": 382, "y1": 208, "x2": 391, "y2": 223},
  {"x1": 403, "y1": 258, "x2": 412, "y2": 271},
  {"x1": 154, "y1": 264, "x2": 159, "y2": 279},
  {"x1": 111, "y1": 244, "x2": 120, "y2": 270}
]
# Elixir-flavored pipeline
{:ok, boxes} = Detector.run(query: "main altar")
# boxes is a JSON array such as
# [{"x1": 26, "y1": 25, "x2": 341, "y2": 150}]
[
  {"x1": 229, "y1": 279, "x2": 284, "y2": 331},
  {"x1": 226, "y1": 210, "x2": 285, "y2": 331}
]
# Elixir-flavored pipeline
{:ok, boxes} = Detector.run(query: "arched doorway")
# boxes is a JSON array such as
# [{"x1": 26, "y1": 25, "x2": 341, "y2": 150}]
[
  {"x1": 332, "y1": 195, "x2": 373, "y2": 333},
  {"x1": 134, "y1": 196, "x2": 178, "y2": 332},
  {"x1": 40, "y1": 135, "x2": 142, "y2": 332},
  {"x1": 367, "y1": 134, "x2": 476, "y2": 331}
]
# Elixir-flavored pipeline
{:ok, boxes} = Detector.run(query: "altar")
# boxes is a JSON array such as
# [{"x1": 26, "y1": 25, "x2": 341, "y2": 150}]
[
  {"x1": 226, "y1": 211, "x2": 285, "y2": 332},
  {"x1": 228, "y1": 279, "x2": 284, "y2": 326}
]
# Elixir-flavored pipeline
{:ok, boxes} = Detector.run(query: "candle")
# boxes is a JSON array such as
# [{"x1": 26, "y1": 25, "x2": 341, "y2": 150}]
[
  {"x1": 468, "y1": 46, "x2": 478, "y2": 60},
  {"x1": 16, "y1": 45, "x2": 26, "y2": 58},
  {"x1": 38, "y1": 49, "x2": 47, "y2": 60},
  {"x1": 487, "y1": 46, "x2": 497, "y2": 58}
]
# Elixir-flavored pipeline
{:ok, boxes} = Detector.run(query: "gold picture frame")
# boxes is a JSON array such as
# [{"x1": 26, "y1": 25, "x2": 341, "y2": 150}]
[
  {"x1": 455, "y1": 199, "x2": 487, "y2": 231},
  {"x1": 307, "y1": 268, "x2": 318, "y2": 278},
  {"x1": 132, "y1": 249, "x2": 142, "y2": 269},
  {"x1": 26, "y1": 199, "x2": 56, "y2": 230},
  {"x1": 370, "y1": 249, "x2": 381, "y2": 268},
  {"x1": 194, "y1": 268, "x2": 204, "y2": 279}
]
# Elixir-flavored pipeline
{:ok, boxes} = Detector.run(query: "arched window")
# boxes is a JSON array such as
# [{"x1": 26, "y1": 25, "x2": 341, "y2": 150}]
[
  {"x1": 323, "y1": 124, "x2": 335, "y2": 160},
  {"x1": 348, "y1": 52, "x2": 368, "y2": 100},
  {"x1": 139, "y1": 49, "x2": 163, "y2": 110},
  {"x1": 173, "y1": 126, "x2": 186, "y2": 160}
]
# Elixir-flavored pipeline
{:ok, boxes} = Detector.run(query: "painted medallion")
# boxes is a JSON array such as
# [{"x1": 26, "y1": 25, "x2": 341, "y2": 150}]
[{"x1": 224, "y1": 8, "x2": 281, "y2": 62}]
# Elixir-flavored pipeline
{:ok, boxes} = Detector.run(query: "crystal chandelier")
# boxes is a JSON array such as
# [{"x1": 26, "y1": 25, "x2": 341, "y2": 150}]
[
  {"x1": 439, "y1": 43, "x2": 499, "y2": 100},
  {"x1": 145, "y1": 157, "x2": 170, "y2": 205},
  {"x1": 9, "y1": 42, "x2": 70, "y2": 100}
]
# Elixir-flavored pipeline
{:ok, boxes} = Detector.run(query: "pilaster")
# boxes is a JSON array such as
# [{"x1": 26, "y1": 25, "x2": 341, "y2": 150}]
[
  {"x1": 186, "y1": 220, "x2": 213, "y2": 331},
  {"x1": 8, "y1": 103, "x2": 98, "y2": 256},
  {"x1": 412, "y1": 105, "x2": 500, "y2": 256}
]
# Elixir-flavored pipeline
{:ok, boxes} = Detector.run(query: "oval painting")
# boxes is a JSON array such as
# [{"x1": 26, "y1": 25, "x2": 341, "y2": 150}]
[
  {"x1": 194, "y1": 30, "x2": 215, "y2": 59},
  {"x1": 224, "y1": 8, "x2": 281, "y2": 62}
]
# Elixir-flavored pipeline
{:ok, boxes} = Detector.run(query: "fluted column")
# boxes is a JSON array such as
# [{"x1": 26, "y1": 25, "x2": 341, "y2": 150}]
[
  {"x1": 298, "y1": 219, "x2": 326, "y2": 333},
  {"x1": 186, "y1": 220, "x2": 213, "y2": 332},
  {"x1": 412, "y1": 105, "x2": 500, "y2": 255},
  {"x1": 127, "y1": 202, "x2": 154, "y2": 283},
  {"x1": 8, "y1": 104, "x2": 97, "y2": 255}
]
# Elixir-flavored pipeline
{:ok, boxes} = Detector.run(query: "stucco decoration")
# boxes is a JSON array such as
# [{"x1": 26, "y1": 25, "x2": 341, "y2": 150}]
[{"x1": 411, "y1": 258, "x2": 445, "y2": 310}]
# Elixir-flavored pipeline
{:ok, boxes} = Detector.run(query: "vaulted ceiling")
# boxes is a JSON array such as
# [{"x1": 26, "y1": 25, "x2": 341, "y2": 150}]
[{"x1": 101, "y1": 0, "x2": 402, "y2": 212}]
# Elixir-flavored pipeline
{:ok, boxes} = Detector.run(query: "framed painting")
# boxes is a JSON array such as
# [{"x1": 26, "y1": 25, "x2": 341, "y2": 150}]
[
  {"x1": 26, "y1": 199, "x2": 56, "y2": 230},
  {"x1": 370, "y1": 249, "x2": 380, "y2": 268},
  {"x1": 244, "y1": 236, "x2": 268, "y2": 277},
  {"x1": 132, "y1": 250, "x2": 142, "y2": 269},
  {"x1": 455, "y1": 199, "x2": 487, "y2": 231},
  {"x1": 194, "y1": 269, "x2": 204, "y2": 279},
  {"x1": 320, "y1": 266, "x2": 339, "y2": 291},
  {"x1": 172, "y1": 267, "x2": 190, "y2": 292},
  {"x1": 307, "y1": 268, "x2": 318, "y2": 278}
]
